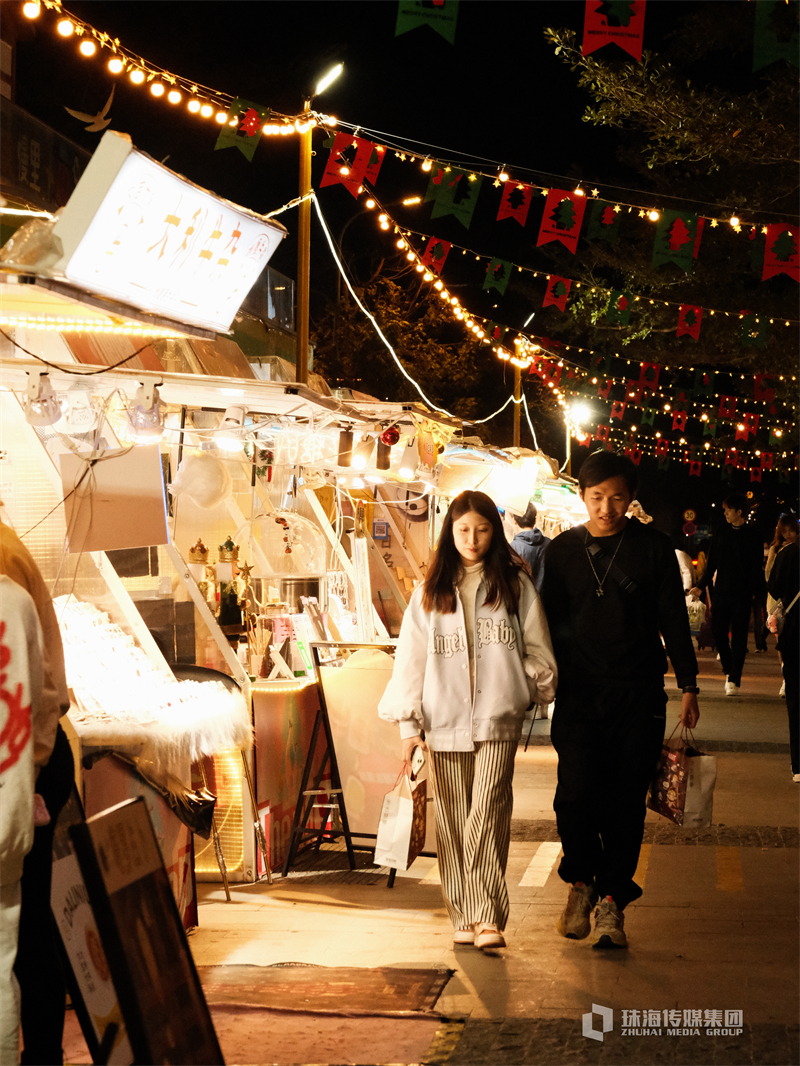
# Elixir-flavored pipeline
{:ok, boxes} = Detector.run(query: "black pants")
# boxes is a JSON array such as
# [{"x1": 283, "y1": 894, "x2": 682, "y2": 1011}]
[
  {"x1": 550, "y1": 685, "x2": 666, "y2": 910},
  {"x1": 14, "y1": 725, "x2": 75, "y2": 1066},
  {"x1": 711, "y1": 594, "x2": 751, "y2": 685},
  {"x1": 781, "y1": 642, "x2": 799, "y2": 775}
]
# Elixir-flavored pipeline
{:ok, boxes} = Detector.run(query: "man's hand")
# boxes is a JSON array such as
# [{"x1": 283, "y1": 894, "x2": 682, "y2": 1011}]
[
  {"x1": 679, "y1": 692, "x2": 700, "y2": 729},
  {"x1": 689, "y1": 587, "x2": 702, "y2": 601},
  {"x1": 402, "y1": 735, "x2": 427, "y2": 766}
]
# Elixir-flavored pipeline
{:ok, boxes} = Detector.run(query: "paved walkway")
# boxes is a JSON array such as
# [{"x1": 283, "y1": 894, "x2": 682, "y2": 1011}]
[{"x1": 188, "y1": 644, "x2": 797, "y2": 1065}]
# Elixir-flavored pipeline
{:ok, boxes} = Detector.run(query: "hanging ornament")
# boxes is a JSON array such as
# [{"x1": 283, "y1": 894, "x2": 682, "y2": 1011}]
[
  {"x1": 496, "y1": 182, "x2": 533, "y2": 226},
  {"x1": 586, "y1": 199, "x2": 621, "y2": 245},
  {"x1": 542, "y1": 275, "x2": 572, "y2": 311},
  {"x1": 762, "y1": 224, "x2": 799, "y2": 282},
  {"x1": 582, "y1": 0, "x2": 647, "y2": 61},
  {"x1": 537, "y1": 189, "x2": 587, "y2": 254}
]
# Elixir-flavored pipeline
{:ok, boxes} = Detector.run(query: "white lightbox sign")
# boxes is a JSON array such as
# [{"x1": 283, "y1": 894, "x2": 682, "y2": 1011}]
[{"x1": 52, "y1": 131, "x2": 286, "y2": 333}]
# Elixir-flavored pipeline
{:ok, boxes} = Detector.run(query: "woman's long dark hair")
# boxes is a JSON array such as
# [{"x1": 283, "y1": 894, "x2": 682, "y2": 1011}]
[
  {"x1": 421, "y1": 490, "x2": 520, "y2": 615},
  {"x1": 771, "y1": 514, "x2": 799, "y2": 549}
]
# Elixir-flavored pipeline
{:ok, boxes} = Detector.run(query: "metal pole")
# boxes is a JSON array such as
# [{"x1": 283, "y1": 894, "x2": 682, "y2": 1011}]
[
  {"x1": 296, "y1": 99, "x2": 312, "y2": 385},
  {"x1": 565, "y1": 420, "x2": 572, "y2": 476},
  {"x1": 513, "y1": 365, "x2": 521, "y2": 447}
]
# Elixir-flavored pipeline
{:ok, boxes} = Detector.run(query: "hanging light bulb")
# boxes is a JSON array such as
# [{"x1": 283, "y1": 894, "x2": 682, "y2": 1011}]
[
  {"x1": 79, "y1": 40, "x2": 96, "y2": 57},
  {"x1": 648, "y1": 209, "x2": 660, "y2": 221},
  {"x1": 57, "y1": 18, "x2": 75, "y2": 36},
  {"x1": 216, "y1": 405, "x2": 247, "y2": 451},
  {"x1": 168, "y1": 89, "x2": 182, "y2": 104},
  {"x1": 200, "y1": 103, "x2": 213, "y2": 117},
  {"x1": 129, "y1": 68, "x2": 146, "y2": 84},
  {"x1": 351, "y1": 435, "x2": 375, "y2": 471},
  {"x1": 188, "y1": 99, "x2": 201, "y2": 113},
  {"x1": 337, "y1": 428, "x2": 354, "y2": 466},
  {"x1": 126, "y1": 381, "x2": 165, "y2": 442},
  {"x1": 399, "y1": 436, "x2": 417, "y2": 479},
  {"x1": 24, "y1": 371, "x2": 65, "y2": 426},
  {"x1": 150, "y1": 82, "x2": 165, "y2": 97},
  {"x1": 108, "y1": 57, "x2": 124, "y2": 74},
  {"x1": 22, "y1": 2, "x2": 41, "y2": 19}
]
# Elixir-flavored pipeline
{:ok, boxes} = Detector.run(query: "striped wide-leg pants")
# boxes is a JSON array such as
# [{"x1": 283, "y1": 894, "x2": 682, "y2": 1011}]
[{"x1": 429, "y1": 741, "x2": 516, "y2": 931}]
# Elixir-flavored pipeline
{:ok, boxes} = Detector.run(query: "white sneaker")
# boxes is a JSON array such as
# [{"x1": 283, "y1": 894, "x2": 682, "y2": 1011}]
[
  {"x1": 474, "y1": 922, "x2": 506, "y2": 951},
  {"x1": 453, "y1": 926, "x2": 474, "y2": 945},
  {"x1": 792, "y1": 773, "x2": 800, "y2": 783},
  {"x1": 725, "y1": 679, "x2": 740, "y2": 695}
]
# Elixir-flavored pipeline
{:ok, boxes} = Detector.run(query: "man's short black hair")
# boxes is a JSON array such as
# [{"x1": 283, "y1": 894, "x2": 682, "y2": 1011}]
[
  {"x1": 723, "y1": 493, "x2": 749, "y2": 515},
  {"x1": 579, "y1": 449, "x2": 638, "y2": 497},
  {"x1": 517, "y1": 502, "x2": 538, "y2": 528}
]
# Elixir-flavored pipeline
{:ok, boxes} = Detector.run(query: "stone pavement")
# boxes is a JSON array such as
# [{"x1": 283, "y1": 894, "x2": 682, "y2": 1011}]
[{"x1": 185, "y1": 643, "x2": 797, "y2": 1066}]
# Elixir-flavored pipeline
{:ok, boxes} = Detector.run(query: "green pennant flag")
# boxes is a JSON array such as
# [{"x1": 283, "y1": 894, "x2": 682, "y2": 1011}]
[
  {"x1": 214, "y1": 99, "x2": 270, "y2": 161},
  {"x1": 753, "y1": 0, "x2": 799, "y2": 71},
  {"x1": 430, "y1": 167, "x2": 483, "y2": 229},
  {"x1": 652, "y1": 210, "x2": 699, "y2": 273},
  {"x1": 703, "y1": 421, "x2": 717, "y2": 438},
  {"x1": 657, "y1": 458, "x2": 670, "y2": 472},
  {"x1": 590, "y1": 353, "x2": 608, "y2": 372},
  {"x1": 606, "y1": 290, "x2": 632, "y2": 325},
  {"x1": 396, "y1": 1, "x2": 459, "y2": 44},
  {"x1": 483, "y1": 258, "x2": 512, "y2": 296},
  {"x1": 778, "y1": 469, "x2": 790, "y2": 484},
  {"x1": 693, "y1": 368, "x2": 713, "y2": 400},
  {"x1": 586, "y1": 200, "x2": 621, "y2": 245},
  {"x1": 485, "y1": 321, "x2": 508, "y2": 344},
  {"x1": 640, "y1": 408, "x2": 655, "y2": 426},
  {"x1": 741, "y1": 314, "x2": 768, "y2": 348}
]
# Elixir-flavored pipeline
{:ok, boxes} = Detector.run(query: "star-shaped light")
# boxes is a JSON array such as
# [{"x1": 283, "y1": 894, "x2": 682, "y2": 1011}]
[
  {"x1": 493, "y1": 179, "x2": 501, "y2": 187},
  {"x1": 638, "y1": 209, "x2": 646, "y2": 218},
  {"x1": 613, "y1": 204, "x2": 621, "y2": 213},
  {"x1": 591, "y1": 189, "x2": 599, "y2": 197},
  {"x1": 710, "y1": 218, "x2": 718, "y2": 228}
]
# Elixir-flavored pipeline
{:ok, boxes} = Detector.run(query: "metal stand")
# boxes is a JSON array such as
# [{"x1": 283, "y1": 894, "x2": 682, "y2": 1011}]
[
  {"x1": 241, "y1": 749, "x2": 272, "y2": 884},
  {"x1": 197, "y1": 759, "x2": 231, "y2": 902}
]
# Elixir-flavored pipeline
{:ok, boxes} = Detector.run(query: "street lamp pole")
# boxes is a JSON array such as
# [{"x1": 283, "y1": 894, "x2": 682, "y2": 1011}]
[
  {"x1": 565, "y1": 417, "x2": 572, "y2": 476},
  {"x1": 296, "y1": 98, "x2": 312, "y2": 385},
  {"x1": 513, "y1": 365, "x2": 521, "y2": 447},
  {"x1": 295, "y1": 63, "x2": 342, "y2": 386}
]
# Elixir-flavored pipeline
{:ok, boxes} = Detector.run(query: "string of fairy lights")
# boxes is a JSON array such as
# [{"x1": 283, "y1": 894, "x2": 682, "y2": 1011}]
[{"x1": 18, "y1": 0, "x2": 798, "y2": 477}]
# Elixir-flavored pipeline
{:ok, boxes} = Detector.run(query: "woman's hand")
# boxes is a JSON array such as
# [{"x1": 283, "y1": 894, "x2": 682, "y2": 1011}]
[{"x1": 402, "y1": 735, "x2": 428, "y2": 766}]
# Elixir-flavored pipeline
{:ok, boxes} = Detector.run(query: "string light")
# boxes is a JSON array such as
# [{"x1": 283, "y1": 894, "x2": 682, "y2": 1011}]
[
  {"x1": 108, "y1": 57, "x2": 124, "y2": 74},
  {"x1": 22, "y1": 2, "x2": 40, "y2": 18},
  {"x1": 57, "y1": 18, "x2": 74, "y2": 36},
  {"x1": 79, "y1": 40, "x2": 96, "y2": 57}
]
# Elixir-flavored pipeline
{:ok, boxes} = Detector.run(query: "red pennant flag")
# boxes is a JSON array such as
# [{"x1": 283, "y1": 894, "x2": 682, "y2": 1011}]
[
  {"x1": 689, "y1": 460, "x2": 702, "y2": 477},
  {"x1": 719, "y1": 396, "x2": 737, "y2": 419},
  {"x1": 750, "y1": 466, "x2": 763, "y2": 483},
  {"x1": 735, "y1": 413, "x2": 760, "y2": 441},
  {"x1": 497, "y1": 183, "x2": 533, "y2": 226},
  {"x1": 542, "y1": 275, "x2": 572, "y2": 310},
  {"x1": 597, "y1": 378, "x2": 612, "y2": 399},
  {"x1": 655, "y1": 439, "x2": 669, "y2": 458},
  {"x1": 760, "y1": 451, "x2": 773, "y2": 469},
  {"x1": 753, "y1": 372, "x2": 775, "y2": 403},
  {"x1": 672, "y1": 410, "x2": 687, "y2": 431},
  {"x1": 420, "y1": 237, "x2": 451, "y2": 273},
  {"x1": 725, "y1": 448, "x2": 739, "y2": 466},
  {"x1": 543, "y1": 361, "x2": 562, "y2": 387},
  {"x1": 626, "y1": 381, "x2": 644, "y2": 404},
  {"x1": 529, "y1": 356, "x2": 546, "y2": 379},
  {"x1": 638, "y1": 362, "x2": 660, "y2": 391},
  {"x1": 582, "y1": 0, "x2": 647, "y2": 61},
  {"x1": 595, "y1": 424, "x2": 610, "y2": 442},
  {"x1": 763, "y1": 223, "x2": 799, "y2": 282},
  {"x1": 610, "y1": 401, "x2": 626, "y2": 421},
  {"x1": 624, "y1": 445, "x2": 642, "y2": 465},
  {"x1": 537, "y1": 189, "x2": 587, "y2": 254},
  {"x1": 744, "y1": 412, "x2": 760, "y2": 433},
  {"x1": 676, "y1": 304, "x2": 703, "y2": 340},
  {"x1": 320, "y1": 133, "x2": 377, "y2": 197}
]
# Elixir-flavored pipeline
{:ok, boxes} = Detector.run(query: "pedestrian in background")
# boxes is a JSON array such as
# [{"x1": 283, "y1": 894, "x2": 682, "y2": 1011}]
[
  {"x1": 690, "y1": 494, "x2": 764, "y2": 695},
  {"x1": 508, "y1": 502, "x2": 551, "y2": 592},
  {"x1": 541, "y1": 451, "x2": 699, "y2": 951},
  {"x1": 767, "y1": 538, "x2": 799, "y2": 781},
  {"x1": 379, "y1": 490, "x2": 557, "y2": 952}
]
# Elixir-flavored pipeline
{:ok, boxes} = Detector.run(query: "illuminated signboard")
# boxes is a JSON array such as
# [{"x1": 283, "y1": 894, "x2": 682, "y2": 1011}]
[{"x1": 51, "y1": 130, "x2": 286, "y2": 333}]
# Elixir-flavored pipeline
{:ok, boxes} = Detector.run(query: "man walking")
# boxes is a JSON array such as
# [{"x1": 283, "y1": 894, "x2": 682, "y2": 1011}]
[
  {"x1": 509, "y1": 502, "x2": 550, "y2": 592},
  {"x1": 540, "y1": 450, "x2": 699, "y2": 950},
  {"x1": 689, "y1": 494, "x2": 764, "y2": 695}
]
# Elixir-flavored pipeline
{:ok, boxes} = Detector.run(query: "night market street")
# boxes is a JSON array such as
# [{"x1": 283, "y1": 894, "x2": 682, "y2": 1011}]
[{"x1": 63, "y1": 642, "x2": 798, "y2": 1066}]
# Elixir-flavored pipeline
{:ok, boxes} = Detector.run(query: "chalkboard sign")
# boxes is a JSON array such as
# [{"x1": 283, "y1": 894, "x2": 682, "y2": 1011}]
[{"x1": 70, "y1": 797, "x2": 223, "y2": 1065}]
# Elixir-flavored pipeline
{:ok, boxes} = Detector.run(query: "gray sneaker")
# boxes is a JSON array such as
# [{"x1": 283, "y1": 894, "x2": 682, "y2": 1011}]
[
  {"x1": 557, "y1": 882, "x2": 598, "y2": 940},
  {"x1": 592, "y1": 896, "x2": 628, "y2": 949}
]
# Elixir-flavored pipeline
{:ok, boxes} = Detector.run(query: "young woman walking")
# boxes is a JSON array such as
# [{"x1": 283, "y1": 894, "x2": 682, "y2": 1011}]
[{"x1": 379, "y1": 490, "x2": 557, "y2": 952}]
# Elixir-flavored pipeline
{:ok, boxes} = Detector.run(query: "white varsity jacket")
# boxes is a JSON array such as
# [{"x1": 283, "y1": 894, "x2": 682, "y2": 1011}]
[{"x1": 378, "y1": 570, "x2": 557, "y2": 751}]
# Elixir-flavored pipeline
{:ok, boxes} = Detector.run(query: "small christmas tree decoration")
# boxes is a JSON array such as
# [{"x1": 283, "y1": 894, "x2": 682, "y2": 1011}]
[
  {"x1": 497, "y1": 182, "x2": 533, "y2": 225},
  {"x1": 537, "y1": 189, "x2": 587, "y2": 253},
  {"x1": 753, "y1": 372, "x2": 776, "y2": 403},
  {"x1": 420, "y1": 237, "x2": 451, "y2": 273},
  {"x1": 542, "y1": 275, "x2": 572, "y2": 310},
  {"x1": 676, "y1": 304, "x2": 703, "y2": 339},
  {"x1": 762, "y1": 224, "x2": 799, "y2": 282},
  {"x1": 214, "y1": 99, "x2": 270, "y2": 161},
  {"x1": 652, "y1": 210, "x2": 700, "y2": 272},
  {"x1": 483, "y1": 258, "x2": 512, "y2": 295},
  {"x1": 605, "y1": 290, "x2": 631, "y2": 325},
  {"x1": 582, "y1": 0, "x2": 647, "y2": 61},
  {"x1": 586, "y1": 199, "x2": 621, "y2": 244},
  {"x1": 610, "y1": 400, "x2": 626, "y2": 421}
]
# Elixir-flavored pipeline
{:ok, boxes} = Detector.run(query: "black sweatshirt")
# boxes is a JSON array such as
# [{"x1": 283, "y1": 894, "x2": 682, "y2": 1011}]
[
  {"x1": 695, "y1": 521, "x2": 764, "y2": 599},
  {"x1": 540, "y1": 518, "x2": 698, "y2": 693}
]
